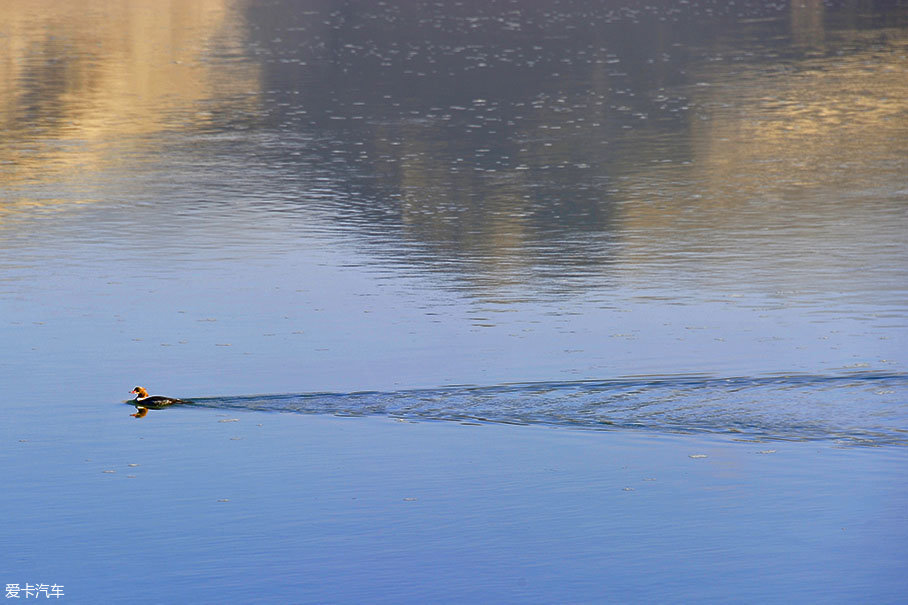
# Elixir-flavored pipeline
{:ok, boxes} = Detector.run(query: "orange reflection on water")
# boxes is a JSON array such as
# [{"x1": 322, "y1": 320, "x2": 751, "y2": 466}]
[
  {"x1": 0, "y1": 0, "x2": 260, "y2": 207},
  {"x1": 617, "y1": 26, "x2": 908, "y2": 262}
]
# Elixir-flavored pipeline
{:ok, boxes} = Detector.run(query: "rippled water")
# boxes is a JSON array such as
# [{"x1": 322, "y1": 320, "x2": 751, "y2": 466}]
[
  {"x1": 2, "y1": 0, "x2": 906, "y2": 429},
  {"x1": 2, "y1": 0, "x2": 907, "y2": 435},
  {"x1": 181, "y1": 371, "x2": 908, "y2": 445},
  {"x1": 3, "y1": 1, "x2": 908, "y2": 602}
]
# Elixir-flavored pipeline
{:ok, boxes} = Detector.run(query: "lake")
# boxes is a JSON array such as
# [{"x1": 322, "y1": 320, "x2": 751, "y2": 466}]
[{"x1": 1, "y1": 0, "x2": 907, "y2": 602}]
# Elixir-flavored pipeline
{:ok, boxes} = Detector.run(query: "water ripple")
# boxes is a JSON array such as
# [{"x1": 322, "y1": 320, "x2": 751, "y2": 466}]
[{"x1": 186, "y1": 371, "x2": 908, "y2": 446}]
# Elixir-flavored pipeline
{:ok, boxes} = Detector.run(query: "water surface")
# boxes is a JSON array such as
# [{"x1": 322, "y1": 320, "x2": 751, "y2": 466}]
[
  {"x1": 2, "y1": 1, "x2": 906, "y2": 404},
  {"x1": 1, "y1": 0, "x2": 908, "y2": 601}
]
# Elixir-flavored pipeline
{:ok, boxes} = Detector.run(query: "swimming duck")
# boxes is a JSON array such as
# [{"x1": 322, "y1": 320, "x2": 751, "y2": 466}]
[{"x1": 130, "y1": 386, "x2": 188, "y2": 417}]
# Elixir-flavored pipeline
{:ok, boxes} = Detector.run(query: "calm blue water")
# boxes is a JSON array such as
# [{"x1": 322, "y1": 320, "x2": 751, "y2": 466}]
[{"x1": 2, "y1": 0, "x2": 908, "y2": 601}]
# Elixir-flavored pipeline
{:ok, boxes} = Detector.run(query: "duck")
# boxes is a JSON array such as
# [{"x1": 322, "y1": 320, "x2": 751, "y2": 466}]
[{"x1": 130, "y1": 386, "x2": 189, "y2": 417}]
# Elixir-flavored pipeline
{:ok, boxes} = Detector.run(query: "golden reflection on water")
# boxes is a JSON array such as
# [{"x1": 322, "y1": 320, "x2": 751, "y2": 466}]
[
  {"x1": 619, "y1": 33, "x2": 908, "y2": 235},
  {"x1": 0, "y1": 0, "x2": 259, "y2": 206},
  {"x1": 790, "y1": 0, "x2": 825, "y2": 47},
  {"x1": 584, "y1": 4, "x2": 907, "y2": 286},
  {"x1": 0, "y1": 0, "x2": 905, "y2": 293},
  {"x1": 614, "y1": 33, "x2": 908, "y2": 293},
  {"x1": 378, "y1": 2, "x2": 908, "y2": 276}
]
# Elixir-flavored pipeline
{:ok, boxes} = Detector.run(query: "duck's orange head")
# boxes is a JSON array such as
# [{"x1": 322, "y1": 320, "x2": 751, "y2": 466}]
[{"x1": 131, "y1": 386, "x2": 148, "y2": 398}]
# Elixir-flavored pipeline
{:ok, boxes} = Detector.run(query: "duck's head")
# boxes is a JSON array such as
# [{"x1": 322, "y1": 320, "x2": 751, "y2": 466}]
[{"x1": 131, "y1": 386, "x2": 148, "y2": 398}]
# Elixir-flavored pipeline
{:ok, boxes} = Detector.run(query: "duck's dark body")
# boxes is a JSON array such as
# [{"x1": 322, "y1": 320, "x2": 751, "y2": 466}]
[
  {"x1": 135, "y1": 395, "x2": 187, "y2": 409},
  {"x1": 130, "y1": 386, "x2": 189, "y2": 411}
]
